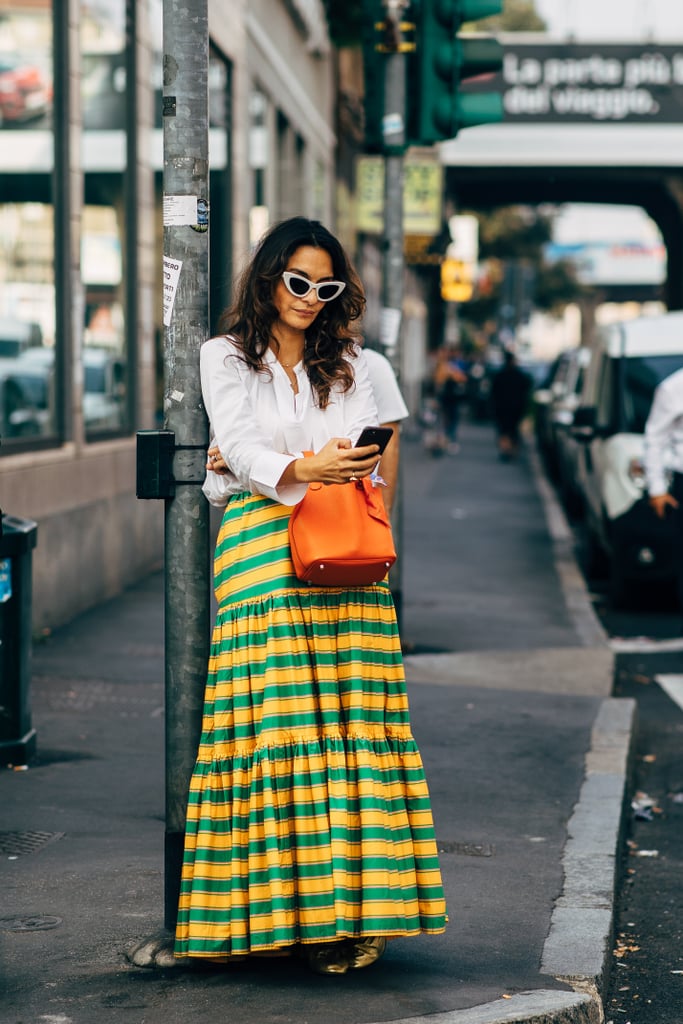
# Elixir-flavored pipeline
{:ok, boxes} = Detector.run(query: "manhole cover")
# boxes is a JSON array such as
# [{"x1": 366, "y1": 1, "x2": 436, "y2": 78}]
[
  {"x1": 0, "y1": 915, "x2": 62, "y2": 932},
  {"x1": 0, "y1": 831, "x2": 65, "y2": 856},
  {"x1": 437, "y1": 840, "x2": 494, "y2": 857}
]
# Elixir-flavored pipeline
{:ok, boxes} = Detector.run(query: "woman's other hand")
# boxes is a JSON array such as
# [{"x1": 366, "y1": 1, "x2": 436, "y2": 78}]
[{"x1": 207, "y1": 445, "x2": 229, "y2": 474}]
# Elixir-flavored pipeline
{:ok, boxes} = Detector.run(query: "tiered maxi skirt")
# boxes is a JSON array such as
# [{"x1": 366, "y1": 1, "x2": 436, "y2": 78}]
[{"x1": 175, "y1": 492, "x2": 447, "y2": 960}]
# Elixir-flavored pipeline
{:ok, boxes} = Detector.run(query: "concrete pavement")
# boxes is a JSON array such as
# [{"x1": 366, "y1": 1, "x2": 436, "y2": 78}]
[{"x1": 1, "y1": 419, "x2": 634, "y2": 1024}]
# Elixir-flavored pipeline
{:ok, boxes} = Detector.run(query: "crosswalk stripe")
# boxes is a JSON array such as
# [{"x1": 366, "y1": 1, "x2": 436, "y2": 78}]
[{"x1": 655, "y1": 674, "x2": 683, "y2": 712}]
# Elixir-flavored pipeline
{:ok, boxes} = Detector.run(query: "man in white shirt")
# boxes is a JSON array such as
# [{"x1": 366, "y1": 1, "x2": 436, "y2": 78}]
[
  {"x1": 643, "y1": 365, "x2": 683, "y2": 612},
  {"x1": 363, "y1": 347, "x2": 409, "y2": 515}
]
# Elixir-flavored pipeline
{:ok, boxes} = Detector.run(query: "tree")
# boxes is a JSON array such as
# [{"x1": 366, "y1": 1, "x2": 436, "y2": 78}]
[
  {"x1": 466, "y1": 0, "x2": 546, "y2": 33},
  {"x1": 459, "y1": 205, "x2": 588, "y2": 331}
]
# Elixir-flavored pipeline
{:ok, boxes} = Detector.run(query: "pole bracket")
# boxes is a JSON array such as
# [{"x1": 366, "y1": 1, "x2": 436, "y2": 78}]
[{"x1": 136, "y1": 431, "x2": 209, "y2": 498}]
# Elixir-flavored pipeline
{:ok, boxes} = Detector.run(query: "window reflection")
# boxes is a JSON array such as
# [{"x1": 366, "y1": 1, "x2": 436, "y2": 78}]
[
  {"x1": 0, "y1": 4, "x2": 55, "y2": 448},
  {"x1": 81, "y1": 1, "x2": 128, "y2": 437},
  {"x1": 0, "y1": 205, "x2": 56, "y2": 442},
  {"x1": 0, "y1": 5, "x2": 53, "y2": 132}
]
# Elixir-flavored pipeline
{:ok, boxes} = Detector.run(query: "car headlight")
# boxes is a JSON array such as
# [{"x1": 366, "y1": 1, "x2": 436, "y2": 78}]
[{"x1": 627, "y1": 457, "x2": 646, "y2": 489}]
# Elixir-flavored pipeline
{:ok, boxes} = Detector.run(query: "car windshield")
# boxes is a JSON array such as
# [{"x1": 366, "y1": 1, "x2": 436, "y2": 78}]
[
  {"x1": 622, "y1": 354, "x2": 683, "y2": 433},
  {"x1": 85, "y1": 365, "x2": 106, "y2": 393},
  {"x1": 17, "y1": 374, "x2": 46, "y2": 404}
]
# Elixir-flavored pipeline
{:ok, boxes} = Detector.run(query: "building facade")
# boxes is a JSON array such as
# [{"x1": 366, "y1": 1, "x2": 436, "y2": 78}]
[{"x1": 0, "y1": 0, "x2": 336, "y2": 630}]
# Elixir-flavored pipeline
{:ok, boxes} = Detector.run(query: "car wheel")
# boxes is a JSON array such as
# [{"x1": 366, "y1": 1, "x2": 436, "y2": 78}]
[
  {"x1": 608, "y1": 555, "x2": 637, "y2": 610},
  {"x1": 559, "y1": 475, "x2": 584, "y2": 521},
  {"x1": 583, "y1": 526, "x2": 609, "y2": 579}
]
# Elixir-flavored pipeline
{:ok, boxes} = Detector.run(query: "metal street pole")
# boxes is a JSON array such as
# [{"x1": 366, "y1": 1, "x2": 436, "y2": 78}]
[
  {"x1": 380, "y1": 0, "x2": 408, "y2": 627},
  {"x1": 161, "y1": 0, "x2": 211, "y2": 931}
]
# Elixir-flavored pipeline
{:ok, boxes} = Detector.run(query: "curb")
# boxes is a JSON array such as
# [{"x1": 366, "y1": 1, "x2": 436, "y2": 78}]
[
  {"x1": 368, "y1": 989, "x2": 600, "y2": 1024},
  {"x1": 540, "y1": 696, "x2": 636, "y2": 1001},
  {"x1": 378, "y1": 442, "x2": 633, "y2": 1024}
]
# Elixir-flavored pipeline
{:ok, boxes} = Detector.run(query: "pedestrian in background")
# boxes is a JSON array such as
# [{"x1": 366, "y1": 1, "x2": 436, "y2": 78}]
[
  {"x1": 433, "y1": 344, "x2": 468, "y2": 454},
  {"x1": 363, "y1": 345, "x2": 409, "y2": 513},
  {"x1": 643, "y1": 365, "x2": 683, "y2": 618},
  {"x1": 490, "y1": 350, "x2": 533, "y2": 460},
  {"x1": 175, "y1": 217, "x2": 447, "y2": 974}
]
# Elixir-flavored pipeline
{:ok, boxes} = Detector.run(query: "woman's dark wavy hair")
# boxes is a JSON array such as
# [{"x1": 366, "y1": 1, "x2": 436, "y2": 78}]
[{"x1": 217, "y1": 217, "x2": 366, "y2": 409}]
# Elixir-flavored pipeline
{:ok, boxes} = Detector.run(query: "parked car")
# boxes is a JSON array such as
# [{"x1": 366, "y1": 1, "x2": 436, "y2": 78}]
[
  {"x1": 83, "y1": 348, "x2": 126, "y2": 432},
  {"x1": 571, "y1": 311, "x2": 683, "y2": 605},
  {"x1": 550, "y1": 346, "x2": 592, "y2": 519},
  {"x1": 0, "y1": 316, "x2": 43, "y2": 357},
  {"x1": 0, "y1": 55, "x2": 52, "y2": 126},
  {"x1": 0, "y1": 353, "x2": 52, "y2": 439},
  {"x1": 533, "y1": 350, "x2": 578, "y2": 479}
]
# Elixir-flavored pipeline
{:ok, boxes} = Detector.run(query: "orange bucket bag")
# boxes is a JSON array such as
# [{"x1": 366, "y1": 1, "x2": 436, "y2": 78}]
[{"x1": 288, "y1": 474, "x2": 397, "y2": 587}]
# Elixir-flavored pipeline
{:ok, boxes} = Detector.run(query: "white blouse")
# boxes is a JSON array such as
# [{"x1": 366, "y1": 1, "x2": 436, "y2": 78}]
[{"x1": 201, "y1": 335, "x2": 379, "y2": 507}]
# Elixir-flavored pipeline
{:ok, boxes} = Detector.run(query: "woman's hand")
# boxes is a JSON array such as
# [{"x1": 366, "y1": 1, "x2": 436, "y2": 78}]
[
  {"x1": 286, "y1": 437, "x2": 381, "y2": 487},
  {"x1": 207, "y1": 445, "x2": 229, "y2": 475}
]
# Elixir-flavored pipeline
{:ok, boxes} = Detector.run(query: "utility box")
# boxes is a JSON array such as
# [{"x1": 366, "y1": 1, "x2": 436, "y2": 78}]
[{"x1": 0, "y1": 514, "x2": 38, "y2": 764}]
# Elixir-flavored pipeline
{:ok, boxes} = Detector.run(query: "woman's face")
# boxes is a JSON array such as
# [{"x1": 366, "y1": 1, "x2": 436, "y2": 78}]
[{"x1": 272, "y1": 245, "x2": 336, "y2": 333}]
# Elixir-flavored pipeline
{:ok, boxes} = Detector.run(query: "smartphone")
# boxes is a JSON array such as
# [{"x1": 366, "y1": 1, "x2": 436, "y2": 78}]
[{"x1": 354, "y1": 426, "x2": 394, "y2": 456}]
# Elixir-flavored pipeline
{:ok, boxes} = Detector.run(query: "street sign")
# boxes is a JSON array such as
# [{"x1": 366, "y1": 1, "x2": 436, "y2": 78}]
[
  {"x1": 356, "y1": 155, "x2": 443, "y2": 235},
  {"x1": 463, "y1": 42, "x2": 683, "y2": 124},
  {"x1": 441, "y1": 258, "x2": 473, "y2": 302}
]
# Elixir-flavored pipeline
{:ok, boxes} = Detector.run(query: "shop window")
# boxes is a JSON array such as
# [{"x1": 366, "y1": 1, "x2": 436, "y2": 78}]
[
  {"x1": 0, "y1": 6, "x2": 55, "y2": 449},
  {"x1": 81, "y1": 1, "x2": 128, "y2": 438}
]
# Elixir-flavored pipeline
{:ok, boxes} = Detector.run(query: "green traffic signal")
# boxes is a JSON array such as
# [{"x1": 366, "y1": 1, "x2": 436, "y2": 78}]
[
  {"x1": 414, "y1": 0, "x2": 504, "y2": 144},
  {"x1": 459, "y1": 0, "x2": 503, "y2": 19}
]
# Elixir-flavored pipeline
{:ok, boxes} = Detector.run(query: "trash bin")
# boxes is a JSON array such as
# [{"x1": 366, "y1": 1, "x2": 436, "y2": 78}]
[{"x1": 0, "y1": 513, "x2": 38, "y2": 765}]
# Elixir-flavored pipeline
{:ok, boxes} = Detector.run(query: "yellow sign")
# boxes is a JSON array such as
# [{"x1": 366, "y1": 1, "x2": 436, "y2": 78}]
[
  {"x1": 355, "y1": 156, "x2": 443, "y2": 236},
  {"x1": 441, "y1": 259, "x2": 474, "y2": 303},
  {"x1": 404, "y1": 234, "x2": 443, "y2": 265}
]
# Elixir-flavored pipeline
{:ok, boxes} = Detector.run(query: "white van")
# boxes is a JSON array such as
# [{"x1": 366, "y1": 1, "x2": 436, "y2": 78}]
[{"x1": 572, "y1": 310, "x2": 683, "y2": 605}]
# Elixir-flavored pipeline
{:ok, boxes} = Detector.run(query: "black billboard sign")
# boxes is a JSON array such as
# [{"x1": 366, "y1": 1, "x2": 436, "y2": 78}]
[{"x1": 462, "y1": 43, "x2": 683, "y2": 123}]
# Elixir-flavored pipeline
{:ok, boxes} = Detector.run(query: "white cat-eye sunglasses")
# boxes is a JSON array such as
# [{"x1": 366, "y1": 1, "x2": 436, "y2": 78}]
[{"x1": 281, "y1": 271, "x2": 346, "y2": 303}]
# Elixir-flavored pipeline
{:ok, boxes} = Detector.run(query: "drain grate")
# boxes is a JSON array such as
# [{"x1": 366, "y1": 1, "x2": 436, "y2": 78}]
[
  {"x1": 437, "y1": 840, "x2": 494, "y2": 857},
  {"x1": 0, "y1": 915, "x2": 62, "y2": 932},
  {"x1": 0, "y1": 831, "x2": 65, "y2": 856}
]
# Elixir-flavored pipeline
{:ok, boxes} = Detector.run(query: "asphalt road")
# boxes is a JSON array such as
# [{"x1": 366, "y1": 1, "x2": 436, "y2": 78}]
[{"x1": 562, "y1": 493, "x2": 683, "y2": 1024}]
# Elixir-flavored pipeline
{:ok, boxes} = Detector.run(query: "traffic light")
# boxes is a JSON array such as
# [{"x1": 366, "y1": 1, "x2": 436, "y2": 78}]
[
  {"x1": 362, "y1": 0, "x2": 417, "y2": 152},
  {"x1": 362, "y1": 0, "x2": 386, "y2": 152},
  {"x1": 415, "y1": 0, "x2": 504, "y2": 145}
]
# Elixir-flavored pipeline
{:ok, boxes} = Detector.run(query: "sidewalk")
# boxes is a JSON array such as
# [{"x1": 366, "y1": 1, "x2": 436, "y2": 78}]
[{"x1": 1, "y1": 420, "x2": 632, "y2": 1024}]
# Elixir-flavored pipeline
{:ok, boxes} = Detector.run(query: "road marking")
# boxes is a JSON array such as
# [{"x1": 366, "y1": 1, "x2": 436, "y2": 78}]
[
  {"x1": 655, "y1": 674, "x2": 683, "y2": 712},
  {"x1": 610, "y1": 637, "x2": 683, "y2": 653}
]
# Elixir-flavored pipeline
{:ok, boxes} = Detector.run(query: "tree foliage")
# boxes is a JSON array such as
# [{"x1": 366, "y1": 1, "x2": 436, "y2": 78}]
[
  {"x1": 466, "y1": 0, "x2": 546, "y2": 32},
  {"x1": 461, "y1": 206, "x2": 586, "y2": 328}
]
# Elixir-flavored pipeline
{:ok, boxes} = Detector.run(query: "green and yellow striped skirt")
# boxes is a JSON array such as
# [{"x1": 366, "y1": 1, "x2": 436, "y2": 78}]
[{"x1": 175, "y1": 492, "x2": 447, "y2": 960}]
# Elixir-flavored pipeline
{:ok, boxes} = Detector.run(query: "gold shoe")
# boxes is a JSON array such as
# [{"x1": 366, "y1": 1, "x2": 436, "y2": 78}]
[
  {"x1": 306, "y1": 941, "x2": 351, "y2": 975},
  {"x1": 348, "y1": 936, "x2": 387, "y2": 970}
]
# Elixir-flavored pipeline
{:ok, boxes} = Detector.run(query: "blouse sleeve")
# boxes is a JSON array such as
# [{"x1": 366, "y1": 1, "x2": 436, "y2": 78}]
[
  {"x1": 342, "y1": 346, "x2": 380, "y2": 441},
  {"x1": 644, "y1": 378, "x2": 679, "y2": 497},
  {"x1": 201, "y1": 338, "x2": 298, "y2": 503}
]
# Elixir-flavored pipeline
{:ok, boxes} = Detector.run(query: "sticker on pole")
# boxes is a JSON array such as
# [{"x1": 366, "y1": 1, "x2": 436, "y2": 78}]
[
  {"x1": 0, "y1": 558, "x2": 11, "y2": 603},
  {"x1": 382, "y1": 113, "x2": 404, "y2": 139},
  {"x1": 379, "y1": 307, "x2": 402, "y2": 352},
  {"x1": 163, "y1": 195, "x2": 198, "y2": 226},
  {"x1": 162, "y1": 256, "x2": 183, "y2": 326}
]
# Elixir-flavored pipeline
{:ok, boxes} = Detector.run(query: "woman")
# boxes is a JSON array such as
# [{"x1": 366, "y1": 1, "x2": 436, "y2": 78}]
[{"x1": 174, "y1": 217, "x2": 447, "y2": 974}]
